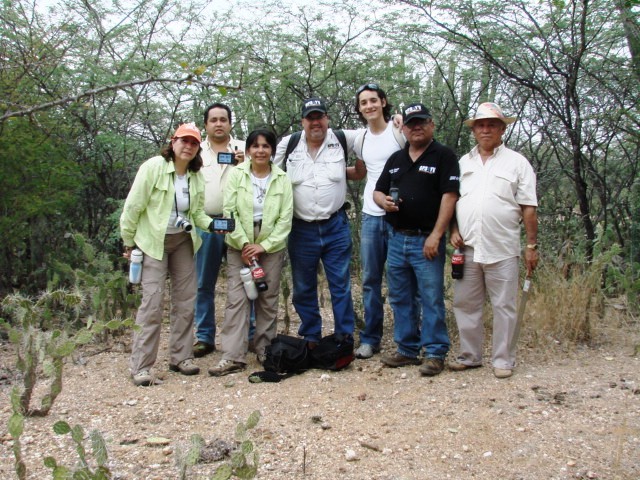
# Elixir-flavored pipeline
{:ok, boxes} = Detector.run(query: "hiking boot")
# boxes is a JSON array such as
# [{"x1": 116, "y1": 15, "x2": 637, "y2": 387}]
[
  {"x1": 419, "y1": 358, "x2": 445, "y2": 376},
  {"x1": 132, "y1": 369, "x2": 152, "y2": 387},
  {"x1": 208, "y1": 359, "x2": 246, "y2": 377},
  {"x1": 355, "y1": 343, "x2": 381, "y2": 359},
  {"x1": 494, "y1": 367, "x2": 513, "y2": 379},
  {"x1": 381, "y1": 352, "x2": 422, "y2": 368},
  {"x1": 193, "y1": 341, "x2": 215, "y2": 358},
  {"x1": 169, "y1": 359, "x2": 200, "y2": 376},
  {"x1": 448, "y1": 361, "x2": 481, "y2": 372}
]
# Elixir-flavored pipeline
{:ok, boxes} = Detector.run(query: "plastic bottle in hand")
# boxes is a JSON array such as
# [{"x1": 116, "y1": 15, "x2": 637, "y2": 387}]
[
  {"x1": 250, "y1": 257, "x2": 268, "y2": 292},
  {"x1": 240, "y1": 267, "x2": 259, "y2": 300},
  {"x1": 129, "y1": 248, "x2": 143, "y2": 284},
  {"x1": 451, "y1": 248, "x2": 464, "y2": 279}
]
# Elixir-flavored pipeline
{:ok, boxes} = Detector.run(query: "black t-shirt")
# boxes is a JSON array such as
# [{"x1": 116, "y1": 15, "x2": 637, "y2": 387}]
[{"x1": 375, "y1": 140, "x2": 460, "y2": 231}]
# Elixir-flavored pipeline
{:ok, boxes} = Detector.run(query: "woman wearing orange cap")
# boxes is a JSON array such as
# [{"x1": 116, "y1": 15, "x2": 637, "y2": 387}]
[{"x1": 121, "y1": 123, "x2": 215, "y2": 386}]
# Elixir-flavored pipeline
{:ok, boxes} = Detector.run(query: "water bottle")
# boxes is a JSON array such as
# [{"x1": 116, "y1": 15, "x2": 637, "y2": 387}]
[
  {"x1": 240, "y1": 267, "x2": 259, "y2": 300},
  {"x1": 451, "y1": 248, "x2": 464, "y2": 279},
  {"x1": 129, "y1": 248, "x2": 143, "y2": 284},
  {"x1": 250, "y1": 257, "x2": 268, "y2": 292}
]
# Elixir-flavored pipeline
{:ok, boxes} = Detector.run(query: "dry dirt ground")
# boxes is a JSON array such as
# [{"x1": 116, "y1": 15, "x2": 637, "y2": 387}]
[{"x1": 1, "y1": 307, "x2": 639, "y2": 480}]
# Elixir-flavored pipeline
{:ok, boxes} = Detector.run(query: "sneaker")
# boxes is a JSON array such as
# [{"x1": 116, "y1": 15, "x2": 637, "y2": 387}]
[
  {"x1": 419, "y1": 358, "x2": 445, "y2": 376},
  {"x1": 132, "y1": 369, "x2": 152, "y2": 387},
  {"x1": 169, "y1": 359, "x2": 200, "y2": 376},
  {"x1": 494, "y1": 368, "x2": 513, "y2": 379},
  {"x1": 208, "y1": 359, "x2": 246, "y2": 377},
  {"x1": 381, "y1": 352, "x2": 422, "y2": 368},
  {"x1": 355, "y1": 343, "x2": 381, "y2": 359},
  {"x1": 193, "y1": 341, "x2": 216, "y2": 358},
  {"x1": 448, "y1": 361, "x2": 482, "y2": 372}
]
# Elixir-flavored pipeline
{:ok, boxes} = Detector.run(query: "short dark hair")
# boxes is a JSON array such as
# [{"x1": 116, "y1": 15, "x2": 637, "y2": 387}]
[
  {"x1": 355, "y1": 84, "x2": 393, "y2": 125},
  {"x1": 203, "y1": 103, "x2": 232, "y2": 125},
  {"x1": 245, "y1": 128, "x2": 277, "y2": 155},
  {"x1": 160, "y1": 141, "x2": 203, "y2": 172}
]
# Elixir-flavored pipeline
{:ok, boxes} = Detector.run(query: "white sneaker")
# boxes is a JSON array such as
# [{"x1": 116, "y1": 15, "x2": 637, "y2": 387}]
[
  {"x1": 208, "y1": 359, "x2": 245, "y2": 377},
  {"x1": 132, "y1": 369, "x2": 152, "y2": 386},
  {"x1": 355, "y1": 344, "x2": 380, "y2": 359}
]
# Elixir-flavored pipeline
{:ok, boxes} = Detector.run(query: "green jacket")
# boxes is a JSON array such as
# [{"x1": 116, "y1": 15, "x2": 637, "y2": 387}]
[
  {"x1": 223, "y1": 160, "x2": 293, "y2": 253},
  {"x1": 120, "y1": 155, "x2": 212, "y2": 260}
]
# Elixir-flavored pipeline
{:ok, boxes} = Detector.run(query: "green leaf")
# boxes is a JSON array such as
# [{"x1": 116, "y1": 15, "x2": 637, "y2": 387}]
[
  {"x1": 52, "y1": 465, "x2": 71, "y2": 480},
  {"x1": 240, "y1": 440, "x2": 253, "y2": 455},
  {"x1": 55, "y1": 340, "x2": 76, "y2": 358},
  {"x1": 43, "y1": 360, "x2": 55, "y2": 377},
  {"x1": 71, "y1": 424, "x2": 84, "y2": 444},
  {"x1": 91, "y1": 430, "x2": 108, "y2": 466},
  {"x1": 217, "y1": 86, "x2": 228, "y2": 96},
  {"x1": 211, "y1": 464, "x2": 233, "y2": 480},
  {"x1": 235, "y1": 422, "x2": 247, "y2": 440},
  {"x1": 246, "y1": 410, "x2": 261, "y2": 429},
  {"x1": 8, "y1": 413, "x2": 24, "y2": 438},
  {"x1": 43, "y1": 456, "x2": 57, "y2": 468},
  {"x1": 53, "y1": 421, "x2": 71, "y2": 435},
  {"x1": 105, "y1": 319, "x2": 121, "y2": 330},
  {"x1": 230, "y1": 451, "x2": 245, "y2": 468},
  {"x1": 235, "y1": 464, "x2": 258, "y2": 479},
  {"x1": 74, "y1": 329, "x2": 93, "y2": 345}
]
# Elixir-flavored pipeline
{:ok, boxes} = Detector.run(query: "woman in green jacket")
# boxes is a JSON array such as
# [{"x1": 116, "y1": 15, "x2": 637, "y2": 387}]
[
  {"x1": 121, "y1": 123, "x2": 214, "y2": 386},
  {"x1": 209, "y1": 128, "x2": 293, "y2": 376}
]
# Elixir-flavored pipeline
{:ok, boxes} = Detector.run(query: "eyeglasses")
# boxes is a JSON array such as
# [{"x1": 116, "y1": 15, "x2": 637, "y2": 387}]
[
  {"x1": 304, "y1": 113, "x2": 327, "y2": 121},
  {"x1": 356, "y1": 83, "x2": 380, "y2": 95}
]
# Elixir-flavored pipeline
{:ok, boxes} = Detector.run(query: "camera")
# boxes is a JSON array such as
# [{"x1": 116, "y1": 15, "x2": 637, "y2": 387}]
[
  {"x1": 174, "y1": 215, "x2": 193, "y2": 232},
  {"x1": 217, "y1": 152, "x2": 237, "y2": 165},
  {"x1": 211, "y1": 217, "x2": 235, "y2": 233},
  {"x1": 389, "y1": 187, "x2": 400, "y2": 205}
]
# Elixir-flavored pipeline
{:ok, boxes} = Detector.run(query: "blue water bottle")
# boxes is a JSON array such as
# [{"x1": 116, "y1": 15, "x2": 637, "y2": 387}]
[{"x1": 129, "y1": 248, "x2": 143, "y2": 284}]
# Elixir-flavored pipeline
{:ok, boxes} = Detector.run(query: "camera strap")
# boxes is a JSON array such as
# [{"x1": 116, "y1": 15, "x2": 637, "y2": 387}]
[{"x1": 172, "y1": 172, "x2": 190, "y2": 216}]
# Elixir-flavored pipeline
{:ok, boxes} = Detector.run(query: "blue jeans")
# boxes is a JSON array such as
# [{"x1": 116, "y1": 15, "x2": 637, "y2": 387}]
[
  {"x1": 386, "y1": 230, "x2": 449, "y2": 359},
  {"x1": 288, "y1": 210, "x2": 355, "y2": 343},
  {"x1": 194, "y1": 229, "x2": 225, "y2": 345},
  {"x1": 358, "y1": 213, "x2": 389, "y2": 347}
]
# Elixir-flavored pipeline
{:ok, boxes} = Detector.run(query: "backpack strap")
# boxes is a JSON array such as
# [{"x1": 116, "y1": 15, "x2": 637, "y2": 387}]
[
  {"x1": 353, "y1": 129, "x2": 366, "y2": 160},
  {"x1": 392, "y1": 124, "x2": 406, "y2": 149},
  {"x1": 282, "y1": 131, "x2": 302, "y2": 172},
  {"x1": 333, "y1": 129, "x2": 348, "y2": 163}
]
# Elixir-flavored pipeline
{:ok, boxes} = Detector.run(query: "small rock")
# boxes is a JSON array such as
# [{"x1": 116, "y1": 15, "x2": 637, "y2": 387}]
[
  {"x1": 586, "y1": 471, "x2": 598, "y2": 479},
  {"x1": 320, "y1": 422, "x2": 331, "y2": 430},
  {"x1": 462, "y1": 445, "x2": 470, "y2": 452},
  {"x1": 400, "y1": 373, "x2": 407, "y2": 379},
  {"x1": 320, "y1": 374, "x2": 331, "y2": 381},
  {"x1": 567, "y1": 460, "x2": 577, "y2": 467},
  {"x1": 345, "y1": 449, "x2": 359, "y2": 461},
  {"x1": 382, "y1": 448, "x2": 392, "y2": 455},
  {"x1": 483, "y1": 451, "x2": 492, "y2": 458},
  {"x1": 357, "y1": 393, "x2": 367, "y2": 401},
  {"x1": 124, "y1": 399, "x2": 138, "y2": 406},
  {"x1": 162, "y1": 446, "x2": 172, "y2": 456}
]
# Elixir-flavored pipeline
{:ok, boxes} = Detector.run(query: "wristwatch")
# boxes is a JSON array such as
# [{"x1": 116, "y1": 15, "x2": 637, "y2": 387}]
[{"x1": 526, "y1": 244, "x2": 538, "y2": 250}]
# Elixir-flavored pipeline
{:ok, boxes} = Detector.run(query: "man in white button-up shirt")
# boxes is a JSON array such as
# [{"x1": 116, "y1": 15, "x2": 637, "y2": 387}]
[
  {"x1": 449, "y1": 102, "x2": 539, "y2": 379},
  {"x1": 274, "y1": 98, "x2": 360, "y2": 346}
]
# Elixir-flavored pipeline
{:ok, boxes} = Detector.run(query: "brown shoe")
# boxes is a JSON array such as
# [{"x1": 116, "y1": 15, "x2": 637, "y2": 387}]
[
  {"x1": 448, "y1": 361, "x2": 482, "y2": 372},
  {"x1": 169, "y1": 359, "x2": 200, "y2": 376},
  {"x1": 381, "y1": 352, "x2": 422, "y2": 368},
  {"x1": 419, "y1": 358, "x2": 444, "y2": 376},
  {"x1": 193, "y1": 341, "x2": 215, "y2": 358}
]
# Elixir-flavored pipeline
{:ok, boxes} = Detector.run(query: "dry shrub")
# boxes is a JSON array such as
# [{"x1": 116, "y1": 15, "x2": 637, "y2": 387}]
[{"x1": 524, "y1": 261, "x2": 606, "y2": 346}]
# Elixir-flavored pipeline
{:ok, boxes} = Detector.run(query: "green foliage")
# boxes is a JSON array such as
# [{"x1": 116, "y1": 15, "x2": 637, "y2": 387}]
[
  {"x1": 46, "y1": 421, "x2": 112, "y2": 479},
  {"x1": 211, "y1": 410, "x2": 261, "y2": 480}
]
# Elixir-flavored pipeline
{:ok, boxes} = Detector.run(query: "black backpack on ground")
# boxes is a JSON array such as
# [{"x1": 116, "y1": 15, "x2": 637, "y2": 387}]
[
  {"x1": 262, "y1": 334, "x2": 311, "y2": 374},
  {"x1": 309, "y1": 333, "x2": 354, "y2": 371}
]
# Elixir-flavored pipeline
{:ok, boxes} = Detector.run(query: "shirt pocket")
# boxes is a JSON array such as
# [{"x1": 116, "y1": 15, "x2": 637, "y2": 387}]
[
  {"x1": 317, "y1": 156, "x2": 344, "y2": 184},
  {"x1": 492, "y1": 168, "x2": 517, "y2": 200},
  {"x1": 458, "y1": 168, "x2": 477, "y2": 198}
]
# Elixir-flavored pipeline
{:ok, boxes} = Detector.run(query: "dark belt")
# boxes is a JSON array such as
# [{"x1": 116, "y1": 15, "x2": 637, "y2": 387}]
[
  {"x1": 293, "y1": 209, "x2": 341, "y2": 225},
  {"x1": 394, "y1": 227, "x2": 428, "y2": 236},
  {"x1": 253, "y1": 220, "x2": 262, "y2": 228},
  {"x1": 209, "y1": 214, "x2": 223, "y2": 219}
]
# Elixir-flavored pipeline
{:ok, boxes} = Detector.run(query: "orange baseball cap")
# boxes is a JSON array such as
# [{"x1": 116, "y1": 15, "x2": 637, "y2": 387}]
[{"x1": 173, "y1": 123, "x2": 202, "y2": 143}]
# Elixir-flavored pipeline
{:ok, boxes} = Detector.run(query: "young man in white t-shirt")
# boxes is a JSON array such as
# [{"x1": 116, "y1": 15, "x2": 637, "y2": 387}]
[{"x1": 348, "y1": 84, "x2": 406, "y2": 359}]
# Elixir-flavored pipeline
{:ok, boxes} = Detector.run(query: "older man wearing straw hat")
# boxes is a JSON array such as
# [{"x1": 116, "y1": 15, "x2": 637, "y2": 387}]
[{"x1": 449, "y1": 102, "x2": 539, "y2": 378}]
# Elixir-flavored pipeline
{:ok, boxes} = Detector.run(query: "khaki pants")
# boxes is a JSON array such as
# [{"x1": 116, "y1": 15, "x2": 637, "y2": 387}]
[
  {"x1": 219, "y1": 245, "x2": 285, "y2": 363},
  {"x1": 452, "y1": 248, "x2": 519, "y2": 370},
  {"x1": 129, "y1": 232, "x2": 196, "y2": 374}
]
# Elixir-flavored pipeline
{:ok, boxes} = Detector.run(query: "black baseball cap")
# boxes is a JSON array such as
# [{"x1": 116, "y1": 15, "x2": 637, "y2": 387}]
[
  {"x1": 403, "y1": 103, "x2": 432, "y2": 123},
  {"x1": 301, "y1": 97, "x2": 328, "y2": 118}
]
